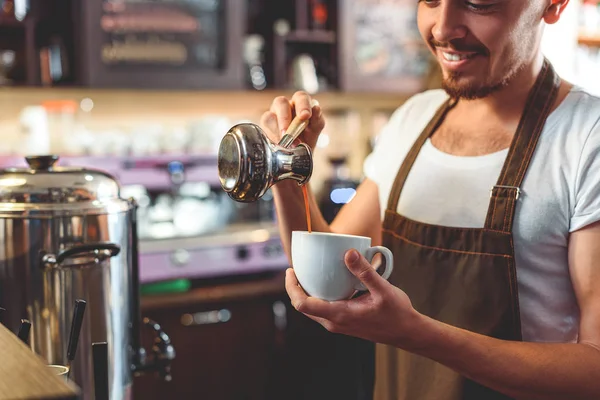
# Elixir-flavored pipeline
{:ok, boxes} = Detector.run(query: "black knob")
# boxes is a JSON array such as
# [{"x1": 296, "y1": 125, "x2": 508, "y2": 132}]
[
  {"x1": 17, "y1": 319, "x2": 31, "y2": 344},
  {"x1": 25, "y1": 155, "x2": 59, "y2": 170},
  {"x1": 236, "y1": 246, "x2": 249, "y2": 260}
]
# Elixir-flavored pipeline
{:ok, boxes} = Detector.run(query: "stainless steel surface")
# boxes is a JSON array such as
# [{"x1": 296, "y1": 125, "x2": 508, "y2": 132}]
[
  {"x1": 0, "y1": 155, "x2": 173, "y2": 400},
  {"x1": 217, "y1": 122, "x2": 313, "y2": 202},
  {"x1": 0, "y1": 155, "x2": 128, "y2": 215},
  {"x1": 0, "y1": 212, "x2": 132, "y2": 400}
]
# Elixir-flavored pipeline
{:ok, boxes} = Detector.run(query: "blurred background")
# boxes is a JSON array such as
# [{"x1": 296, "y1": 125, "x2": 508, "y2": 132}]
[{"x1": 0, "y1": 0, "x2": 597, "y2": 399}]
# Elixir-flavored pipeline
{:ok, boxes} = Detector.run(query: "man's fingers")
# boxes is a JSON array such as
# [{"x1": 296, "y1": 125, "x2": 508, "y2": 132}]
[
  {"x1": 345, "y1": 249, "x2": 388, "y2": 294},
  {"x1": 285, "y1": 268, "x2": 344, "y2": 321},
  {"x1": 291, "y1": 91, "x2": 313, "y2": 120},
  {"x1": 271, "y1": 96, "x2": 293, "y2": 133},
  {"x1": 260, "y1": 111, "x2": 280, "y2": 142},
  {"x1": 285, "y1": 268, "x2": 309, "y2": 310}
]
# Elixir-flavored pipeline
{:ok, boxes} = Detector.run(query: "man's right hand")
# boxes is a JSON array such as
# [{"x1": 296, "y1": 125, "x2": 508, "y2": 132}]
[
  {"x1": 260, "y1": 91, "x2": 383, "y2": 256},
  {"x1": 259, "y1": 91, "x2": 325, "y2": 150}
]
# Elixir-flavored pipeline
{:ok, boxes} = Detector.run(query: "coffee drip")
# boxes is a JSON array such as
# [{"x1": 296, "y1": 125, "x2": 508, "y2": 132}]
[{"x1": 302, "y1": 185, "x2": 312, "y2": 233}]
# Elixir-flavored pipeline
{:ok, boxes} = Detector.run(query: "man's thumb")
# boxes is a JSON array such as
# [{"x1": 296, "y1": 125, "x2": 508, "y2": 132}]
[{"x1": 344, "y1": 249, "x2": 384, "y2": 292}]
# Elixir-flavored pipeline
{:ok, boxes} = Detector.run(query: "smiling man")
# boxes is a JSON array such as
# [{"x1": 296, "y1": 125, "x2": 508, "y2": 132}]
[{"x1": 260, "y1": 0, "x2": 600, "y2": 399}]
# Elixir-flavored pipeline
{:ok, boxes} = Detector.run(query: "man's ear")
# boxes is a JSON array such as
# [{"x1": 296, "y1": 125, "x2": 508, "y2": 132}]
[{"x1": 543, "y1": 0, "x2": 570, "y2": 25}]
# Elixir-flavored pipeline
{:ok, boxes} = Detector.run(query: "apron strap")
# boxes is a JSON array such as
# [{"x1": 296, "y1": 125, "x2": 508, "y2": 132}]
[
  {"x1": 484, "y1": 59, "x2": 561, "y2": 232},
  {"x1": 385, "y1": 98, "x2": 456, "y2": 212}
]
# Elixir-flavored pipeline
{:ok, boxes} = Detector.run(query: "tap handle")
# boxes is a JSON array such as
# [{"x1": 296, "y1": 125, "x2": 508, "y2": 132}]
[
  {"x1": 67, "y1": 300, "x2": 87, "y2": 362},
  {"x1": 134, "y1": 317, "x2": 176, "y2": 381}
]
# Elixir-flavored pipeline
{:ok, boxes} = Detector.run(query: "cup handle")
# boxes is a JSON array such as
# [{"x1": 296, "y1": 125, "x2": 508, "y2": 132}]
[{"x1": 354, "y1": 246, "x2": 394, "y2": 291}]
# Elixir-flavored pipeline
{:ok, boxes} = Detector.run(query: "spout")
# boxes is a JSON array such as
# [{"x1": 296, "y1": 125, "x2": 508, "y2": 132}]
[{"x1": 273, "y1": 143, "x2": 313, "y2": 185}]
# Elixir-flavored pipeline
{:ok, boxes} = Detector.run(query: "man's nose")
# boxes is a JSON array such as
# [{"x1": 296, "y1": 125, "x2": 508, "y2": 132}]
[{"x1": 431, "y1": 2, "x2": 468, "y2": 44}]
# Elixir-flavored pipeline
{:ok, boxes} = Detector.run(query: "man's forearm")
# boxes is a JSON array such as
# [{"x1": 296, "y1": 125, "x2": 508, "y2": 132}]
[
  {"x1": 403, "y1": 315, "x2": 600, "y2": 399},
  {"x1": 272, "y1": 181, "x2": 331, "y2": 258}
]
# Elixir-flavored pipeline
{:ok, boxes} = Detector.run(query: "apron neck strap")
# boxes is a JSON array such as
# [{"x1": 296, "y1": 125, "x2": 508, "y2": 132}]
[
  {"x1": 484, "y1": 59, "x2": 561, "y2": 232},
  {"x1": 385, "y1": 98, "x2": 456, "y2": 212}
]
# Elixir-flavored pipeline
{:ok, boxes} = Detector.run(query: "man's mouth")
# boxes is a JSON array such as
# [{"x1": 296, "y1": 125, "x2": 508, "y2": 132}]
[{"x1": 439, "y1": 51, "x2": 478, "y2": 62}]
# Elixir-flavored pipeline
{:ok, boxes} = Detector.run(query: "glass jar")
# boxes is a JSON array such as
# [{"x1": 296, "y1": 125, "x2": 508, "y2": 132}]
[{"x1": 41, "y1": 100, "x2": 77, "y2": 155}]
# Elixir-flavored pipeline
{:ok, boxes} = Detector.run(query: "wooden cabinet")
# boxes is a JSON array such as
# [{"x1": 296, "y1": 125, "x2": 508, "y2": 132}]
[
  {"x1": 133, "y1": 273, "x2": 375, "y2": 400},
  {"x1": 133, "y1": 273, "x2": 297, "y2": 400},
  {"x1": 0, "y1": 0, "x2": 432, "y2": 91},
  {"x1": 0, "y1": 0, "x2": 77, "y2": 87},
  {"x1": 134, "y1": 294, "x2": 284, "y2": 400},
  {"x1": 75, "y1": 0, "x2": 247, "y2": 89}
]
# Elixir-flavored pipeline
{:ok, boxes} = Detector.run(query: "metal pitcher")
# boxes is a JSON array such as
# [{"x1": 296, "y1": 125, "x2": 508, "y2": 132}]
[
  {"x1": 218, "y1": 114, "x2": 314, "y2": 203},
  {"x1": 0, "y1": 155, "x2": 174, "y2": 400}
]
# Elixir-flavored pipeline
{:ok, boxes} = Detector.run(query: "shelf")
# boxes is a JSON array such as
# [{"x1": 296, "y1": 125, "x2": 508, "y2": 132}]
[
  {"x1": 282, "y1": 30, "x2": 336, "y2": 44},
  {"x1": 578, "y1": 33, "x2": 600, "y2": 47},
  {"x1": 0, "y1": 88, "x2": 412, "y2": 119}
]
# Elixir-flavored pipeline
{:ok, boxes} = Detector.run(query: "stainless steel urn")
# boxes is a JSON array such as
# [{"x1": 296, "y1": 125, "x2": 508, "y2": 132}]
[{"x1": 0, "y1": 155, "x2": 174, "y2": 399}]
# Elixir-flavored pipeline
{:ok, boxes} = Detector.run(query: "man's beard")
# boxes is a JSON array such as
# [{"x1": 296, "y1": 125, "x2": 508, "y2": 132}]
[
  {"x1": 428, "y1": 36, "x2": 526, "y2": 100},
  {"x1": 441, "y1": 62, "x2": 524, "y2": 100}
]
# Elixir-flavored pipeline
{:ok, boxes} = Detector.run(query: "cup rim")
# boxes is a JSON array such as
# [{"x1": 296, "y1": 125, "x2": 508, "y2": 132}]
[
  {"x1": 292, "y1": 230, "x2": 371, "y2": 241},
  {"x1": 47, "y1": 365, "x2": 69, "y2": 376}
]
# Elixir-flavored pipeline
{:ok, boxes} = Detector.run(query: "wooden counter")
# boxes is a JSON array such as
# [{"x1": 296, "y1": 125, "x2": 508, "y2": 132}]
[{"x1": 0, "y1": 324, "x2": 79, "y2": 400}]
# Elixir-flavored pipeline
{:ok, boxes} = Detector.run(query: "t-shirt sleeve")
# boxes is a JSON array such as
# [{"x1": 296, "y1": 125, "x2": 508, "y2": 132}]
[{"x1": 570, "y1": 116, "x2": 600, "y2": 232}]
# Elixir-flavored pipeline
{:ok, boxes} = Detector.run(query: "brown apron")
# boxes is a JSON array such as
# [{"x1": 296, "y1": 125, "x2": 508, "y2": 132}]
[{"x1": 374, "y1": 60, "x2": 560, "y2": 400}]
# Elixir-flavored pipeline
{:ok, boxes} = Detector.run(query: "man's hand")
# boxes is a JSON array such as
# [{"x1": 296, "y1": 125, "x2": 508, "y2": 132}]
[
  {"x1": 260, "y1": 91, "x2": 325, "y2": 150},
  {"x1": 285, "y1": 249, "x2": 423, "y2": 348}
]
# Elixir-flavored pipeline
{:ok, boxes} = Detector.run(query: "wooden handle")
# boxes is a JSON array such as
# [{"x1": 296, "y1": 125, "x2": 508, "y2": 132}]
[{"x1": 278, "y1": 98, "x2": 319, "y2": 148}]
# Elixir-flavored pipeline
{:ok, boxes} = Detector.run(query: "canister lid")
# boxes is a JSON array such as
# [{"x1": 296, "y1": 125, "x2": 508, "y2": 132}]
[{"x1": 0, "y1": 155, "x2": 129, "y2": 215}]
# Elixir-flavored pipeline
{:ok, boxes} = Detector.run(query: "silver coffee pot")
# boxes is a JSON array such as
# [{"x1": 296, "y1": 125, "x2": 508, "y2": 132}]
[
  {"x1": 0, "y1": 155, "x2": 174, "y2": 400},
  {"x1": 218, "y1": 114, "x2": 313, "y2": 202}
]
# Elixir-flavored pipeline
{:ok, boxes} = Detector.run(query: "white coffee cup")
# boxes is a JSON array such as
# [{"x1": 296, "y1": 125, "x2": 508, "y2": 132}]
[
  {"x1": 291, "y1": 231, "x2": 394, "y2": 301},
  {"x1": 47, "y1": 364, "x2": 69, "y2": 381}
]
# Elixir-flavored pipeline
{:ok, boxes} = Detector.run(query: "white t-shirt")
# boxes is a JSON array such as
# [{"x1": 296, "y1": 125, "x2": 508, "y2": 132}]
[{"x1": 364, "y1": 87, "x2": 600, "y2": 343}]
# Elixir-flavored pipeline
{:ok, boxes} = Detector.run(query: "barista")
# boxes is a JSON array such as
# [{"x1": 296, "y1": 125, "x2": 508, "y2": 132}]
[{"x1": 261, "y1": 0, "x2": 600, "y2": 399}]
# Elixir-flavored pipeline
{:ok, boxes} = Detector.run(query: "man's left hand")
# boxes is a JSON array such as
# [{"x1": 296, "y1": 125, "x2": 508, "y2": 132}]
[{"x1": 285, "y1": 249, "x2": 422, "y2": 348}]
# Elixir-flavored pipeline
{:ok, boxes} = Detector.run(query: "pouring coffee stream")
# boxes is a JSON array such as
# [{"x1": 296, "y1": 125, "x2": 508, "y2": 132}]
[{"x1": 302, "y1": 185, "x2": 312, "y2": 233}]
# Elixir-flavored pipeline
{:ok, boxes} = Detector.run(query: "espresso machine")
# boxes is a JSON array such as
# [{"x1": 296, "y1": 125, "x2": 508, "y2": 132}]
[
  {"x1": 106, "y1": 153, "x2": 289, "y2": 284},
  {"x1": 0, "y1": 155, "x2": 174, "y2": 400}
]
